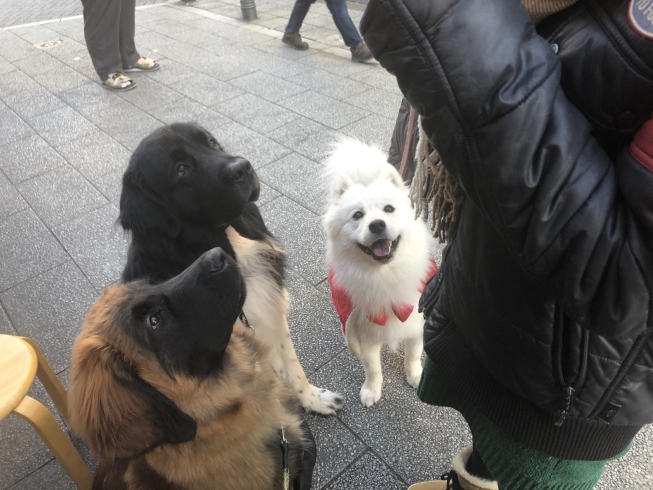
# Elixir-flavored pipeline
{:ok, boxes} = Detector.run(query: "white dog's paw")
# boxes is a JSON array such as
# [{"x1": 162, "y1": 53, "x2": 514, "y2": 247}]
[
  {"x1": 300, "y1": 385, "x2": 344, "y2": 416},
  {"x1": 360, "y1": 382, "x2": 382, "y2": 408},
  {"x1": 406, "y1": 363, "x2": 423, "y2": 388}
]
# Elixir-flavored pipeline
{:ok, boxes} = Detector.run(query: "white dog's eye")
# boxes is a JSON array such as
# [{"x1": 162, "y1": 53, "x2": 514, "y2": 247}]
[
  {"x1": 352, "y1": 211, "x2": 364, "y2": 220},
  {"x1": 384, "y1": 205, "x2": 395, "y2": 213}
]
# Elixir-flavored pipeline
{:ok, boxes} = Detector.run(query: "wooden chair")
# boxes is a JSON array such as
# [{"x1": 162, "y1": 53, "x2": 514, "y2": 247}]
[{"x1": 0, "y1": 335, "x2": 92, "y2": 490}]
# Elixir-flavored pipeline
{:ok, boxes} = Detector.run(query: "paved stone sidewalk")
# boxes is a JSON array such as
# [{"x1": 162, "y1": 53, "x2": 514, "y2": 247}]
[{"x1": 0, "y1": 1, "x2": 651, "y2": 489}]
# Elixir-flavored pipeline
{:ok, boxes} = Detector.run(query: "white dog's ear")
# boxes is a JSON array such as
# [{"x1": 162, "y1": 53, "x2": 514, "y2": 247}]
[
  {"x1": 381, "y1": 165, "x2": 405, "y2": 188},
  {"x1": 336, "y1": 174, "x2": 355, "y2": 198}
]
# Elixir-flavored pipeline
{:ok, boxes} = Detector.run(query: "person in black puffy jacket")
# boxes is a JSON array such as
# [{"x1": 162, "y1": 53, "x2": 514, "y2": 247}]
[{"x1": 361, "y1": 0, "x2": 653, "y2": 489}]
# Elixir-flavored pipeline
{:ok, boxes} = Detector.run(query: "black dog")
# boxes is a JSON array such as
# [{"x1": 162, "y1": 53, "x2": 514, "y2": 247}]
[{"x1": 119, "y1": 123, "x2": 343, "y2": 415}]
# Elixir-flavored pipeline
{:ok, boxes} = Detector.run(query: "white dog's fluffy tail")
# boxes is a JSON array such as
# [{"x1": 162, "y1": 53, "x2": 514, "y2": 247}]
[{"x1": 323, "y1": 137, "x2": 405, "y2": 204}]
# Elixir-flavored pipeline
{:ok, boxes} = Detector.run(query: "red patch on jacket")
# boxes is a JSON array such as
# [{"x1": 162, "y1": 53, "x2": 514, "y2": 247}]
[
  {"x1": 630, "y1": 118, "x2": 653, "y2": 172},
  {"x1": 327, "y1": 259, "x2": 438, "y2": 334}
]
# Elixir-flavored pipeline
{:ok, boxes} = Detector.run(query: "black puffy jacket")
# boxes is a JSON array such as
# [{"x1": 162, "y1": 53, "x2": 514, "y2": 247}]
[{"x1": 361, "y1": 0, "x2": 653, "y2": 461}]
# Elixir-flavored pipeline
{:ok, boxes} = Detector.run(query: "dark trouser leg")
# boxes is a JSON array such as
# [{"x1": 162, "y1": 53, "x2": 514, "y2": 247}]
[
  {"x1": 82, "y1": 0, "x2": 123, "y2": 81},
  {"x1": 119, "y1": 0, "x2": 140, "y2": 69},
  {"x1": 324, "y1": 0, "x2": 362, "y2": 48},
  {"x1": 285, "y1": 0, "x2": 312, "y2": 34},
  {"x1": 467, "y1": 445, "x2": 495, "y2": 481}
]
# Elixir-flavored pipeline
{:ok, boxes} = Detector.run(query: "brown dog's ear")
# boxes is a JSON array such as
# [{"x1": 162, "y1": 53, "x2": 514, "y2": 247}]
[
  {"x1": 118, "y1": 168, "x2": 181, "y2": 238},
  {"x1": 68, "y1": 335, "x2": 196, "y2": 460}
]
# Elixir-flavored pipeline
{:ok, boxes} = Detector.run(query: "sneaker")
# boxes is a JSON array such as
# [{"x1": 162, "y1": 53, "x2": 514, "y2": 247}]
[
  {"x1": 282, "y1": 32, "x2": 309, "y2": 51},
  {"x1": 124, "y1": 57, "x2": 160, "y2": 73},
  {"x1": 103, "y1": 73, "x2": 136, "y2": 92},
  {"x1": 351, "y1": 42, "x2": 374, "y2": 63}
]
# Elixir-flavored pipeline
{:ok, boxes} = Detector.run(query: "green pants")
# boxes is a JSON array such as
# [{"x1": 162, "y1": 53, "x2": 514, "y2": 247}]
[{"x1": 417, "y1": 357, "x2": 629, "y2": 490}]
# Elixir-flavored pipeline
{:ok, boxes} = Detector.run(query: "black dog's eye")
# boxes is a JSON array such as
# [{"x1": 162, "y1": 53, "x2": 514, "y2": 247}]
[
  {"x1": 177, "y1": 164, "x2": 188, "y2": 176},
  {"x1": 209, "y1": 139, "x2": 220, "y2": 149},
  {"x1": 148, "y1": 314, "x2": 161, "y2": 329},
  {"x1": 353, "y1": 211, "x2": 364, "y2": 220},
  {"x1": 384, "y1": 205, "x2": 395, "y2": 213}
]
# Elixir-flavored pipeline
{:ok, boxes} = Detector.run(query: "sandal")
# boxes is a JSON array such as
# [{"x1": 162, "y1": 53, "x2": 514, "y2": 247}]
[
  {"x1": 124, "y1": 57, "x2": 160, "y2": 73},
  {"x1": 103, "y1": 73, "x2": 136, "y2": 91}
]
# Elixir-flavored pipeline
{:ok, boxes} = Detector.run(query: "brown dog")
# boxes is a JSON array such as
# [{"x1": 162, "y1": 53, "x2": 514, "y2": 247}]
[{"x1": 68, "y1": 248, "x2": 315, "y2": 490}]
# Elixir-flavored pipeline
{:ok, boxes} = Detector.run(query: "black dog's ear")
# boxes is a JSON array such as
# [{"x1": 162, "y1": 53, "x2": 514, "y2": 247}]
[{"x1": 119, "y1": 169, "x2": 181, "y2": 237}]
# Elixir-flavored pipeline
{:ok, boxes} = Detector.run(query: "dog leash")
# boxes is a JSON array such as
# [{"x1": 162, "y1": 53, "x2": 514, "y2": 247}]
[{"x1": 277, "y1": 399, "x2": 290, "y2": 490}]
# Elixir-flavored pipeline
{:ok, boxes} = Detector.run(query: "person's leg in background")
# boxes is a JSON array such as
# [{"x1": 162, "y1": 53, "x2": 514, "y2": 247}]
[
  {"x1": 120, "y1": 0, "x2": 160, "y2": 73},
  {"x1": 324, "y1": 0, "x2": 373, "y2": 62},
  {"x1": 82, "y1": 0, "x2": 127, "y2": 83},
  {"x1": 282, "y1": 0, "x2": 313, "y2": 50}
]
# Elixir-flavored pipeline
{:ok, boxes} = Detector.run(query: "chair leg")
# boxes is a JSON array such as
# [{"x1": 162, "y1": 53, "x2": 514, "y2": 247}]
[
  {"x1": 13, "y1": 396, "x2": 93, "y2": 490},
  {"x1": 19, "y1": 337, "x2": 69, "y2": 422}
]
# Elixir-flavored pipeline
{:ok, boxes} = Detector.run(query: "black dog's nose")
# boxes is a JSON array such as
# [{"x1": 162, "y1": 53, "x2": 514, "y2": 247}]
[
  {"x1": 369, "y1": 220, "x2": 386, "y2": 234},
  {"x1": 226, "y1": 158, "x2": 252, "y2": 182},
  {"x1": 205, "y1": 247, "x2": 227, "y2": 273}
]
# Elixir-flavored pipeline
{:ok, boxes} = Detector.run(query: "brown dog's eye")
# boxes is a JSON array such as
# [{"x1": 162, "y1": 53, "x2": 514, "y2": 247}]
[
  {"x1": 177, "y1": 164, "x2": 188, "y2": 176},
  {"x1": 148, "y1": 314, "x2": 161, "y2": 329},
  {"x1": 209, "y1": 139, "x2": 220, "y2": 149},
  {"x1": 384, "y1": 205, "x2": 395, "y2": 213}
]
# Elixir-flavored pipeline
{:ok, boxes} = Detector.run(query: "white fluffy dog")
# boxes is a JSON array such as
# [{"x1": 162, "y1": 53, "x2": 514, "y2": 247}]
[{"x1": 323, "y1": 138, "x2": 437, "y2": 407}]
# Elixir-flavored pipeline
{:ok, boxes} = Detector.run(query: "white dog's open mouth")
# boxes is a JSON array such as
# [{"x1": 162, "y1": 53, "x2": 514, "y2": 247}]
[{"x1": 357, "y1": 236, "x2": 400, "y2": 263}]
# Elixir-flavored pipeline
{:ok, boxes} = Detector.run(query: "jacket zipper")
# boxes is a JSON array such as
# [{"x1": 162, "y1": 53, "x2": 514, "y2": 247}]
[
  {"x1": 553, "y1": 304, "x2": 590, "y2": 426},
  {"x1": 588, "y1": 330, "x2": 653, "y2": 421}
]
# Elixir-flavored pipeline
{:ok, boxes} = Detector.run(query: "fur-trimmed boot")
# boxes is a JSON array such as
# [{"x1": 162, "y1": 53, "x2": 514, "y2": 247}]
[{"x1": 408, "y1": 446, "x2": 499, "y2": 490}]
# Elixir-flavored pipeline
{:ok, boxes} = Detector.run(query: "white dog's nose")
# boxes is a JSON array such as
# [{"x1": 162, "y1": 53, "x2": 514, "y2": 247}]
[{"x1": 369, "y1": 220, "x2": 386, "y2": 234}]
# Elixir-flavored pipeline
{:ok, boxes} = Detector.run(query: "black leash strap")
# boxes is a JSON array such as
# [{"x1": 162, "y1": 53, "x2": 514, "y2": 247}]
[{"x1": 280, "y1": 428, "x2": 290, "y2": 490}]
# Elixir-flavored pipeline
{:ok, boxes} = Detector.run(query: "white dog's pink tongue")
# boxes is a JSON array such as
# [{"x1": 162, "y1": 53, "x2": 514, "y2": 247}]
[{"x1": 371, "y1": 240, "x2": 392, "y2": 257}]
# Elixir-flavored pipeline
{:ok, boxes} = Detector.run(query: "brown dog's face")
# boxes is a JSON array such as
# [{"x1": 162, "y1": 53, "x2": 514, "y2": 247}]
[{"x1": 68, "y1": 248, "x2": 246, "y2": 460}]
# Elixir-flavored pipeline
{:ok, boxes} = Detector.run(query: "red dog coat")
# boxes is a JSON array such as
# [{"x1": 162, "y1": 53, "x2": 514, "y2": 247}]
[{"x1": 328, "y1": 259, "x2": 438, "y2": 333}]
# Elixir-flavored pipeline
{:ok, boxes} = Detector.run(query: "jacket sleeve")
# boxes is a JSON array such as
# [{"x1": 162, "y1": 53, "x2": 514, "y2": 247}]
[{"x1": 361, "y1": 0, "x2": 653, "y2": 339}]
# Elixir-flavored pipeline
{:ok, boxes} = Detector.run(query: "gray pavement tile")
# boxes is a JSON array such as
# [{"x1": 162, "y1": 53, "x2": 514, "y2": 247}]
[
  {"x1": 0, "y1": 170, "x2": 27, "y2": 220},
  {"x1": 260, "y1": 196, "x2": 326, "y2": 284},
  {"x1": 215, "y1": 93, "x2": 300, "y2": 134},
  {"x1": 597, "y1": 424, "x2": 653, "y2": 490},
  {"x1": 310, "y1": 350, "x2": 473, "y2": 484},
  {"x1": 144, "y1": 41, "x2": 211, "y2": 66},
  {"x1": 56, "y1": 130, "x2": 130, "y2": 181},
  {"x1": 0, "y1": 34, "x2": 39, "y2": 62},
  {"x1": 340, "y1": 114, "x2": 396, "y2": 152},
  {"x1": 116, "y1": 77, "x2": 183, "y2": 111},
  {"x1": 0, "y1": 260, "x2": 98, "y2": 373},
  {"x1": 147, "y1": 18, "x2": 196, "y2": 36},
  {"x1": 302, "y1": 13, "x2": 336, "y2": 29},
  {"x1": 301, "y1": 26, "x2": 344, "y2": 48},
  {"x1": 58, "y1": 82, "x2": 119, "y2": 116},
  {"x1": 30, "y1": 106, "x2": 96, "y2": 148},
  {"x1": 324, "y1": 451, "x2": 406, "y2": 490},
  {"x1": 344, "y1": 87, "x2": 403, "y2": 120},
  {"x1": 285, "y1": 270, "x2": 346, "y2": 375},
  {"x1": 210, "y1": 121, "x2": 291, "y2": 169},
  {"x1": 267, "y1": 117, "x2": 343, "y2": 162},
  {"x1": 0, "y1": 105, "x2": 35, "y2": 146},
  {"x1": 94, "y1": 170, "x2": 124, "y2": 207},
  {"x1": 349, "y1": 67, "x2": 401, "y2": 95},
  {"x1": 0, "y1": 70, "x2": 42, "y2": 99},
  {"x1": 31, "y1": 65, "x2": 94, "y2": 94},
  {"x1": 285, "y1": 68, "x2": 370, "y2": 101},
  {"x1": 298, "y1": 51, "x2": 375, "y2": 77},
  {"x1": 193, "y1": 52, "x2": 257, "y2": 81},
  {"x1": 16, "y1": 166, "x2": 108, "y2": 228},
  {"x1": 52, "y1": 204, "x2": 128, "y2": 290},
  {"x1": 165, "y1": 28, "x2": 228, "y2": 48},
  {"x1": 180, "y1": 16, "x2": 239, "y2": 34},
  {"x1": 257, "y1": 152, "x2": 324, "y2": 214},
  {"x1": 279, "y1": 90, "x2": 368, "y2": 130},
  {"x1": 253, "y1": 38, "x2": 329, "y2": 61},
  {"x1": 252, "y1": 16, "x2": 289, "y2": 30},
  {"x1": 44, "y1": 21, "x2": 88, "y2": 45},
  {"x1": 257, "y1": 181, "x2": 281, "y2": 206},
  {"x1": 8, "y1": 458, "x2": 76, "y2": 490},
  {"x1": 134, "y1": 30, "x2": 178, "y2": 50},
  {"x1": 0, "y1": 58, "x2": 17, "y2": 75},
  {"x1": 44, "y1": 38, "x2": 88, "y2": 63},
  {"x1": 306, "y1": 414, "x2": 366, "y2": 489},
  {"x1": 170, "y1": 73, "x2": 244, "y2": 107},
  {"x1": 228, "y1": 71, "x2": 307, "y2": 103},
  {"x1": 4, "y1": 86, "x2": 68, "y2": 121},
  {"x1": 0, "y1": 303, "x2": 15, "y2": 334},
  {"x1": 87, "y1": 102, "x2": 162, "y2": 146},
  {"x1": 149, "y1": 98, "x2": 230, "y2": 128},
  {"x1": 105, "y1": 125, "x2": 160, "y2": 152},
  {"x1": 0, "y1": 135, "x2": 67, "y2": 184},
  {"x1": 13, "y1": 52, "x2": 66, "y2": 77},
  {"x1": 0, "y1": 209, "x2": 69, "y2": 292},
  {"x1": 142, "y1": 58, "x2": 201, "y2": 87},
  {"x1": 12, "y1": 26, "x2": 64, "y2": 45}
]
